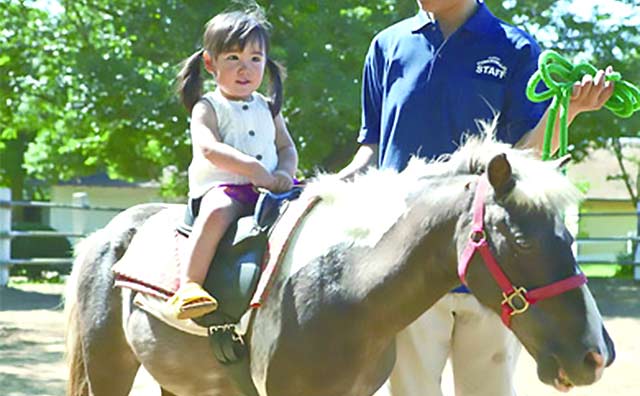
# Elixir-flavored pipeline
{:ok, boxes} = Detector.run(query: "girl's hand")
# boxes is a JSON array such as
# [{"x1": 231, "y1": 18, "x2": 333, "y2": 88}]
[
  {"x1": 250, "y1": 162, "x2": 277, "y2": 190},
  {"x1": 271, "y1": 170, "x2": 293, "y2": 193}
]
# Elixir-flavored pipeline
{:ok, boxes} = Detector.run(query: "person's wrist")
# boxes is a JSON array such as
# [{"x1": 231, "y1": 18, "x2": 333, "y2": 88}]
[
  {"x1": 567, "y1": 106, "x2": 580, "y2": 124},
  {"x1": 273, "y1": 169, "x2": 291, "y2": 178}
]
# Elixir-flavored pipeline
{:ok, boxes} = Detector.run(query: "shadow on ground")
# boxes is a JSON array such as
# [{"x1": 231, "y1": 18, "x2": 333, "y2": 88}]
[
  {"x1": 0, "y1": 322, "x2": 66, "y2": 396},
  {"x1": 0, "y1": 286, "x2": 63, "y2": 311},
  {"x1": 586, "y1": 278, "x2": 640, "y2": 318}
]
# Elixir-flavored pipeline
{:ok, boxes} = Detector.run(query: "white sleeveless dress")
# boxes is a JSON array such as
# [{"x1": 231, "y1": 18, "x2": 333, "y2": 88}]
[{"x1": 187, "y1": 89, "x2": 278, "y2": 199}]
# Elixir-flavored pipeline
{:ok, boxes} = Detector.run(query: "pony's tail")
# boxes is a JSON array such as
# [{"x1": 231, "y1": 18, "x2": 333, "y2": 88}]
[{"x1": 64, "y1": 233, "x2": 101, "y2": 396}]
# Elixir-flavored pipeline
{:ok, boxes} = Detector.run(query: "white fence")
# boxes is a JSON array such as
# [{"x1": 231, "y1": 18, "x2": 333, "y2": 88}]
[{"x1": 0, "y1": 187, "x2": 124, "y2": 286}]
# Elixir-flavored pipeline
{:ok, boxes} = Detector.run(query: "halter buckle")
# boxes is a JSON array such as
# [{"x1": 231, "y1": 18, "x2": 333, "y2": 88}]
[{"x1": 501, "y1": 286, "x2": 530, "y2": 315}]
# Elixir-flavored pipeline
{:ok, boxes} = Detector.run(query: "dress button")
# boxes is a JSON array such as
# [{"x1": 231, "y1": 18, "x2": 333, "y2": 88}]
[
  {"x1": 242, "y1": 104, "x2": 249, "y2": 110},
  {"x1": 248, "y1": 130, "x2": 255, "y2": 136},
  {"x1": 256, "y1": 154, "x2": 263, "y2": 160}
]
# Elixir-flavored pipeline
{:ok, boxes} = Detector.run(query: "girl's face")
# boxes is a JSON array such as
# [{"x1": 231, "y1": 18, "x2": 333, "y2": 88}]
[{"x1": 207, "y1": 40, "x2": 266, "y2": 101}]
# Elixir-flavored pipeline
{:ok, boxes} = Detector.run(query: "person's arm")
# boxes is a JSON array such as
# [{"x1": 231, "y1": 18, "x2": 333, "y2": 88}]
[
  {"x1": 271, "y1": 113, "x2": 299, "y2": 192},
  {"x1": 336, "y1": 144, "x2": 378, "y2": 180},
  {"x1": 517, "y1": 66, "x2": 615, "y2": 153},
  {"x1": 190, "y1": 100, "x2": 275, "y2": 189},
  {"x1": 338, "y1": 38, "x2": 384, "y2": 180}
]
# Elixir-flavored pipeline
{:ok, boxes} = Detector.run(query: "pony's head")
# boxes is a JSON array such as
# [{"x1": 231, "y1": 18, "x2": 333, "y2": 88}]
[{"x1": 449, "y1": 132, "x2": 614, "y2": 391}]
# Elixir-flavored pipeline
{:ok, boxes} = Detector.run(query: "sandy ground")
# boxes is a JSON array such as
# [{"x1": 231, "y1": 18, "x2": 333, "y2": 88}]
[{"x1": 0, "y1": 279, "x2": 638, "y2": 396}]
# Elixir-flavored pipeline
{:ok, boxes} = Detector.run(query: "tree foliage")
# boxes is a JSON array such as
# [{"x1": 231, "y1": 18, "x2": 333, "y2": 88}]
[{"x1": 1, "y1": 0, "x2": 639, "y2": 200}]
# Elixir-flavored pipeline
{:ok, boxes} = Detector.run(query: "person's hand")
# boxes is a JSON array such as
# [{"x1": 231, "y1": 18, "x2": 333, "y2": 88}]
[
  {"x1": 270, "y1": 170, "x2": 293, "y2": 193},
  {"x1": 250, "y1": 162, "x2": 277, "y2": 191},
  {"x1": 569, "y1": 66, "x2": 616, "y2": 117}
]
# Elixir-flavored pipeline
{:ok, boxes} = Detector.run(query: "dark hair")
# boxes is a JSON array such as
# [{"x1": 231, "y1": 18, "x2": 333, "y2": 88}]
[{"x1": 176, "y1": 8, "x2": 286, "y2": 115}]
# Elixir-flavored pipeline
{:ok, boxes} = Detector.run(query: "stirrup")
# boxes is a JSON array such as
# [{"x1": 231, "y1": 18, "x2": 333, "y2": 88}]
[{"x1": 167, "y1": 281, "x2": 219, "y2": 320}]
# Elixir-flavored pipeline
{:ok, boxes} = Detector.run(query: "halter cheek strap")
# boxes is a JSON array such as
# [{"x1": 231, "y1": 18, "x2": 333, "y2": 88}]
[{"x1": 458, "y1": 175, "x2": 587, "y2": 327}]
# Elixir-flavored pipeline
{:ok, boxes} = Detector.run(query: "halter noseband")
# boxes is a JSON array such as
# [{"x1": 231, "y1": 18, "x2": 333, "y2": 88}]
[{"x1": 458, "y1": 175, "x2": 587, "y2": 327}]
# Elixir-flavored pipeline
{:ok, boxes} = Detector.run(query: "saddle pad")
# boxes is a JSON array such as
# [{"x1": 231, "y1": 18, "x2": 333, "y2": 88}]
[
  {"x1": 133, "y1": 293, "x2": 254, "y2": 337},
  {"x1": 113, "y1": 196, "x2": 321, "y2": 310},
  {"x1": 133, "y1": 293, "x2": 209, "y2": 336},
  {"x1": 113, "y1": 207, "x2": 183, "y2": 299}
]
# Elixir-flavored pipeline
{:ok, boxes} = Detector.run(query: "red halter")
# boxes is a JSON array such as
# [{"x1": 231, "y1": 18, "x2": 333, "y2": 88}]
[{"x1": 458, "y1": 175, "x2": 587, "y2": 327}]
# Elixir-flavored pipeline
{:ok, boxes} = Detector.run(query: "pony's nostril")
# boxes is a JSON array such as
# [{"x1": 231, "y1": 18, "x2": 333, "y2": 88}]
[
  {"x1": 585, "y1": 351, "x2": 606, "y2": 382},
  {"x1": 584, "y1": 351, "x2": 605, "y2": 369}
]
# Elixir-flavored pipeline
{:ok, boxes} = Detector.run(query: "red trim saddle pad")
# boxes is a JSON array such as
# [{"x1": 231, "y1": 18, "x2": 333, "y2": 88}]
[{"x1": 113, "y1": 197, "x2": 320, "y2": 306}]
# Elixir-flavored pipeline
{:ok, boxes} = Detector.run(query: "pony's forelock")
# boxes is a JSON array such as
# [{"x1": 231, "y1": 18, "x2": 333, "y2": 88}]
[{"x1": 448, "y1": 122, "x2": 582, "y2": 213}]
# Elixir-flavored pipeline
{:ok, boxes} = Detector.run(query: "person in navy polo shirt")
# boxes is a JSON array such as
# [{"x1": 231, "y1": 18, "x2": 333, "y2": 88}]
[{"x1": 339, "y1": 1, "x2": 615, "y2": 396}]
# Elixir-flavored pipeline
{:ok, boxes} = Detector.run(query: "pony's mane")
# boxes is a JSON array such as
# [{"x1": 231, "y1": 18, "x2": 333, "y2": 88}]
[
  {"x1": 304, "y1": 122, "x2": 581, "y2": 245},
  {"x1": 442, "y1": 125, "x2": 582, "y2": 214},
  {"x1": 308, "y1": 122, "x2": 582, "y2": 212}
]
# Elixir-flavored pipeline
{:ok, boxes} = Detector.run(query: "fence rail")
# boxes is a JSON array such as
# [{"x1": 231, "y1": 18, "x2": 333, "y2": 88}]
[
  {"x1": 6, "y1": 258, "x2": 75, "y2": 266},
  {"x1": 0, "y1": 187, "x2": 125, "y2": 285},
  {"x1": 0, "y1": 230, "x2": 87, "y2": 239},
  {"x1": 0, "y1": 199, "x2": 124, "y2": 212}
]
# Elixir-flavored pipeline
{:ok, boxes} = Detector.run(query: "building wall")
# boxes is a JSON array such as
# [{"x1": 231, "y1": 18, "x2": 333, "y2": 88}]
[
  {"x1": 577, "y1": 199, "x2": 637, "y2": 263},
  {"x1": 49, "y1": 185, "x2": 164, "y2": 241}
]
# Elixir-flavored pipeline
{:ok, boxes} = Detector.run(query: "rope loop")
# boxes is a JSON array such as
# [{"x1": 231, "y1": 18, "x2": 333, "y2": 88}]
[{"x1": 526, "y1": 50, "x2": 640, "y2": 160}]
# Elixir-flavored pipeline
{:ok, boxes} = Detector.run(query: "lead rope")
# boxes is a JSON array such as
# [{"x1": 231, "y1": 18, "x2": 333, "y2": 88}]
[{"x1": 526, "y1": 49, "x2": 640, "y2": 160}]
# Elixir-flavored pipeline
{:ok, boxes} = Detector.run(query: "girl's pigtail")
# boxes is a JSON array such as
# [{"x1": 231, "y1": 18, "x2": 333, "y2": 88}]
[
  {"x1": 266, "y1": 57, "x2": 286, "y2": 117},
  {"x1": 176, "y1": 49, "x2": 205, "y2": 113}
]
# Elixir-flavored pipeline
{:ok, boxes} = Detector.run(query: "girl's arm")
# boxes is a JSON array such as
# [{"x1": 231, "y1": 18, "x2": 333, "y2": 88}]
[
  {"x1": 272, "y1": 113, "x2": 298, "y2": 178},
  {"x1": 190, "y1": 101, "x2": 275, "y2": 188}
]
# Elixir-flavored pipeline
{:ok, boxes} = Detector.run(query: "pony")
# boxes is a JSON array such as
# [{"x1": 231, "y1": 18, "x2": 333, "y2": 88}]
[{"x1": 64, "y1": 130, "x2": 614, "y2": 396}]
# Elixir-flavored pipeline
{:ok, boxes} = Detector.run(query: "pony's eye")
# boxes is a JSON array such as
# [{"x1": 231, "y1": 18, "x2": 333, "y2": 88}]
[{"x1": 513, "y1": 232, "x2": 532, "y2": 250}]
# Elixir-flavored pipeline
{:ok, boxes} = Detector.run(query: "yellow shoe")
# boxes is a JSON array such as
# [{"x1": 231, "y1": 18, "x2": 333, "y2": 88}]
[{"x1": 167, "y1": 281, "x2": 219, "y2": 320}]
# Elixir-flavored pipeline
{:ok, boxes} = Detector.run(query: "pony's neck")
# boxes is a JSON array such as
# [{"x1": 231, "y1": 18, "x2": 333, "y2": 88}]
[{"x1": 345, "y1": 175, "x2": 472, "y2": 337}]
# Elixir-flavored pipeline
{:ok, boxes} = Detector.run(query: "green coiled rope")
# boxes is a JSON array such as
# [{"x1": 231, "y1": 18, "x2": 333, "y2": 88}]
[{"x1": 526, "y1": 49, "x2": 640, "y2": 160}]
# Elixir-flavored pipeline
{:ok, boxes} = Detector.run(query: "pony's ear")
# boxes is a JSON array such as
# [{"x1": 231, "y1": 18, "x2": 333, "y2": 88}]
[
  {"x1": 487, "y1": 153, "x2": 515, "y2": 196},
  {"x1": 550, "y1": 154, "x2": 572, "y2": 170}
]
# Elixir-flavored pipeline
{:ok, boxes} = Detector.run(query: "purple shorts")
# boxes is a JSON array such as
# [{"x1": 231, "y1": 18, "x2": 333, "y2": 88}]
[
  {"x1": 218, "y1": 183, "x2": 260, "y2": 207},
  {"x1": 218, "y1": 179, "x2": 301, "y2": 206}
]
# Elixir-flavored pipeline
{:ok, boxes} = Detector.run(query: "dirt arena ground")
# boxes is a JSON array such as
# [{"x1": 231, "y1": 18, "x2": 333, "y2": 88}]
[{"x1": 0, "y1": 278, "x2": 638, "y2": 396}]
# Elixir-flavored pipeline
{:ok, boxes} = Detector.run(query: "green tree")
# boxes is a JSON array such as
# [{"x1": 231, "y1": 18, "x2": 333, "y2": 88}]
[
  {"x1": 0, "y1": 2, "x2": 64, "y2": 200},
  {"x1": 2, "y1": 0, "x2": 639, "y2": 201}
]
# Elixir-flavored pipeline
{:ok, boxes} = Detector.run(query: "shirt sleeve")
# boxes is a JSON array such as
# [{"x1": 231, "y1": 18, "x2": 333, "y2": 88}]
[
  {"x1": 497, "y1": 39, "x2": 550, "y2": 145},
  {"x1": 357, "y1": 39, "x2": 384, "y2": 145}
]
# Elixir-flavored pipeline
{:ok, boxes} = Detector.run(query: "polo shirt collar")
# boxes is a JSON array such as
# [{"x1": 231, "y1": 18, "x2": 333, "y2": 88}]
[
  {"x1": 462, "y1": 2, "x2": 498, "y2": 34},
  {"x1": 411, "y1": 10, "x2": 435, "y2": 32},
  {"x1": 411, "y1": 1, "x2": 497, "y2": 35}
]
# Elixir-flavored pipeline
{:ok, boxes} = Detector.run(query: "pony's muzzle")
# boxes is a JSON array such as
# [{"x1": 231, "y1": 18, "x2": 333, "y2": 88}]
[{"x1": 558, "y1": 345, "x2": 611, "y2": 387}]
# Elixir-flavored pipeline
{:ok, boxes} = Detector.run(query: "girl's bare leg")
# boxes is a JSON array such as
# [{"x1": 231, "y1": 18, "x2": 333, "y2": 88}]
[{"x1": 169, "y1": 189, "x2": 245, "y2": 319}]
